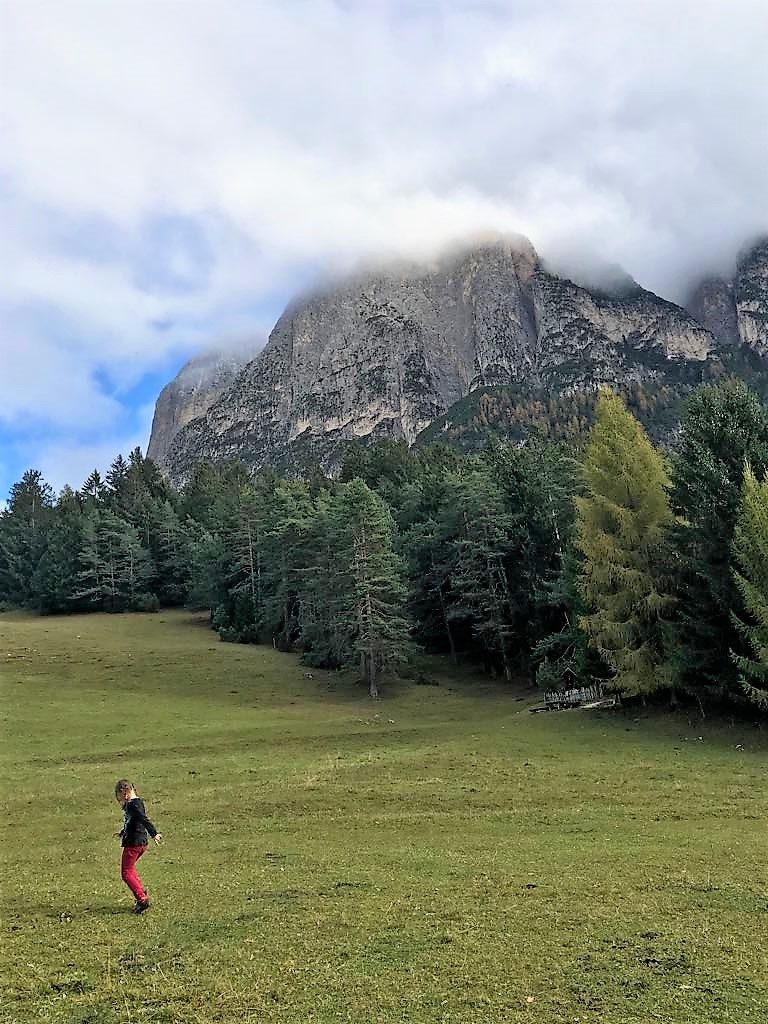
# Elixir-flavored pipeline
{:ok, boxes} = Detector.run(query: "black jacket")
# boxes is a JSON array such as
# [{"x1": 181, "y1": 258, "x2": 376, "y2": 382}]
[{"x1": 121, "y1": 797, "x2": 158, "y2": 847}]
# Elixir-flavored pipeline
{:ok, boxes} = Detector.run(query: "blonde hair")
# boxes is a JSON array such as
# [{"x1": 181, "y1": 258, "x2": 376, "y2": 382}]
[{"x1": 114, "y1": 778, "x2": 136, "y2": 797}]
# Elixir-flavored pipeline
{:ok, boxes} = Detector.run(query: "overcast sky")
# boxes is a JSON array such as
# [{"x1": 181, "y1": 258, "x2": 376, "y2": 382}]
[{"x1": 2, "y1": 0, "x2": 767, "y2": 495}]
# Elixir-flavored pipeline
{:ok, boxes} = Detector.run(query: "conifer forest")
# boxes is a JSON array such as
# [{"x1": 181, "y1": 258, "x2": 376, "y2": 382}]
[{"x1": 3, "y1": 379, "x2": 768, "y2": 713}]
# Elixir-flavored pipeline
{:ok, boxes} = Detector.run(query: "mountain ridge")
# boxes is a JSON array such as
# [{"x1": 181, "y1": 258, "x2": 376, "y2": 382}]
[{"x1": 148, "y1": 233, "x2": 768, "y2": 483}]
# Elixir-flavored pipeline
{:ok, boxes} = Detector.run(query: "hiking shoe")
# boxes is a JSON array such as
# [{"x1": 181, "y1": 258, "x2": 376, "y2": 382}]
[{"x1": 134, "y1": 899, "x2": 151, "y2": 914}]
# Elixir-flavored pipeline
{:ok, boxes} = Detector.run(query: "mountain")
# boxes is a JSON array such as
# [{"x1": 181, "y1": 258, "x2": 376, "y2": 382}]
[
  {"x1": 686, "y1": 237, "x2": 768, "y2": 354},
  {"x1": 147, "y1": 344, "x2": 260, "y2": 466},
  {"x1": 150, "y1": 234, "x2": 737, "y2": 483}
]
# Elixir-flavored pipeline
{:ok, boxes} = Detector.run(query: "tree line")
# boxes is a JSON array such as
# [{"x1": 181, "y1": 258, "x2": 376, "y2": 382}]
[{"x1": 2, "y1": 379, "x2": 768, "y2": 710}]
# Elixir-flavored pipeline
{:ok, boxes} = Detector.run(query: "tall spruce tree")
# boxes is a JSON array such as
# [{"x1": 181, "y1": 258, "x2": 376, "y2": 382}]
[
  {"x1": 187, "y1": 526, "x2": 229, "y2": 613},
  {"x1": 73, "y1": 510, "x2": 154, "y2": 611},
  {"x1": 489, "y1": 441, "x2": 576, "y2": 653},
  {"x1": 297, "y1": 487, "x2": 344, "y2": 665},
  {"x1": 730, "y1": 465, "x2": 768, "y2": 709},
  {"x1": 106, "y1": 454, "x2": 130, "y2": 508},
  {"x1": 326, "y1": 479, "x2": 413, "y2": 697},
  {"x1": 575, "y1": 390, "x2": 675, "y2": 697},
  {"x1": 149, "y1": 500, "x2": 190, "y2": 605},
  {"x1": 31, "y1": 487, "x2": 84, "y2": 612},
  {"x1": 225, "y1": 481, "x2": 271, "y2": 641},
  {"x1": 441, "y1": 466, "x2": 522, "y2": 680},
  {"x1": 670, "y1": 380, "x2": 768, "y2": 701},
  {"x1": 402, "y1": 514, "x2": 462, "y2": 662},
  {"x1": 80, "y1": 469, "x2": 107, "y2": 508},
  {"x1": 0, "y1": 470, "x2": 55, "y2": 606},
  {"x1": 260, "y1": 480, "x2": 315, "y2": 649},
  {"x1": 534, "y1": 545, "x2": 605, "y2": 691}
]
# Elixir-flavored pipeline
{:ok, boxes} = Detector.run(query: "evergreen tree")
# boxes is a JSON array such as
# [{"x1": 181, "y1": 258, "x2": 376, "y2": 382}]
[
  {"x1": 260, "y1": 480, "x2": 315, "y2": 649},
  {"x1": 297, "y1": 487, "x2": 351, "y2": 668},
  {"x1": 95, "y1": 512, "x2": 131, "y2": 610},
  {"x1": 80, "y1": 469, "x2": 108, "y2": 508},
  {"x1": 402, "y1": 513, "x2": 462, "y2": 662},
  {"x1": 72, "y1": 510, "x2": 104, "y2": 610},
  {"x1": 73, "y1": 510, "x2": 154, "y2": 611},
  {"x1": 121, "y1": 451, "x2": 157, "y2": 545},
  {"x1": 180, "y1": 462, "x2": 225, "y2": 531},
  {"x1": 31, "y1": 487, "x2": 84, "y2": 612},
  {"x1": 730, "y1": 465, "x2": 768, "y2": 709},
  {"x1": 149, "y1": 500, "x2": 190, "y2": 606},
  {"x1": 106, "y1": 454, "x2": 130, "y2": 508},
  {"x1": 534, "y1": 546, "x2": 603, "y2": 691},
  {"x1": 575, "y1": 390, "x2": 675, "y2": 697},
  {"x1": 208, "y1": 468, "x2": 276, "y2": 641},
  {"x1": 313, "y1": 480, "x2": 412, "y2": 696},
  {"x1": 670, "y1": 380, "x2": 768, "y2": 700},
  {"x1": 227, "y1": 479, "x2": 273, "y2": 641},
  {"x1": 489, "y1": 441, "x2": 576, "y2": 652},
  {"x1": 442, "y1": 466, "x2": 521, "y2": 679},
  {"x1": 396, "y1": 445, "x2": 466, "y2": 658},
  {"x1": 187, "y1": 526, "x2": 229, "y2": 613},
  {"x1": 122, "y1": 524, "x2": 155, "y2": 609},
  {"x1": 0, "y1": 470, "x2": 55, "y2": 605}
]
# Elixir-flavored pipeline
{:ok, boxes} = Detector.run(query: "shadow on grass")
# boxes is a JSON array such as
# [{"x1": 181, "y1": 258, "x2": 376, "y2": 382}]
[{"x1": 8, "y1": 902, "x2": 135, "y2": 921}]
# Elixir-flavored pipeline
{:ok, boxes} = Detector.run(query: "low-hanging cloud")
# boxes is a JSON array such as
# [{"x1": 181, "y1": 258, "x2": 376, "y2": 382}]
[{"x1": 1, "y1": 0, "x2": 767, "y2": 489}]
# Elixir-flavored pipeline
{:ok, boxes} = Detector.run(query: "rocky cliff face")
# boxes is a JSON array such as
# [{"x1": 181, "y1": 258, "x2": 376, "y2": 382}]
[
  {"x1": 147, "y1": 345, "x2": 260, "y2": 466},
  {"x1": 735, "y1": 238, "x2": 768, "y2": 357},
  {"x1": 152, "y1": 234, "x2": 751, "y2": 484},
  {"x1": 686, "y1": 237, "x2": 768, "y2": 354},
  {"x1": 686, "y1": 277, "x2": 739, "y2": 348}
]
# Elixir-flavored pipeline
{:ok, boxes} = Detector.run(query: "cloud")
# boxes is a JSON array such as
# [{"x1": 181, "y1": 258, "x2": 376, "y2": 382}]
[
  {"x1": 23, "y1": 403, "x2": 157, "y2": 496},
  {"x1": 1, "y1": 0, "x2": 767, "y2": 489}
]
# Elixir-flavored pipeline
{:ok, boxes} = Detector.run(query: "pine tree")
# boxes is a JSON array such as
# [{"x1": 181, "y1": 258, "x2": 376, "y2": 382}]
[
  {"x1": 343, "y1": 480, "x2": 413, "y2": 697},
  {"x1": 187, "y1": 526, "x2": 229, "y2": 613},
  {"x1": 396, "y1": 445, "x2": 466, "y2": 659},
  {"x1": 72, "y1": 510, "x2": 103, "y2": 610},
  {"x1": 260, "y1": 480, "x2": 315, "y2": 649},
  {"x1": 319, "y1": 480, "x2": 413, "y2": 697},
  {"x1": 31, "y1": 487, "x2": 84, "y2": 612},
  {"x1": 575, "y1": 390, "x2": 675, "y2": 697},
  {"x1": 72, "y1": 510, "x2": 154, "y2": 611},
  {"x1": 106, "y1": 454, "x2": 130, "y2": 508},
  {"x1": 296, "y1": 487, "x2": 343, "y2": 665},
  {"x1": 80, "y1": 469, "x2": 108, "y2": 508},
  {"x1": 402, "y1": 514, "x2": 461, "y2": 662},
  {"x1": 0, "y1": 470, "x2": 55, "y2": 606},
  {"x1": 228, "y1": 482, "x2": 272, "y2": 641},
  {"x1": 180, "y1": 462, "x2": 224, "y2": 531},
  {"x1": 730, "y1": 465, "x2": 768, "y2": 709},
  {"x1": 489, "y1": 441, "x2": 576, "y2": 653},
  {"x1": 122, "y1": 525, "x2": 155, "y2": 609},
  {"x1": 534, "y1": 545, "x2": 604, "y2": 691},
  {"x1": 121, "y1": 451, "x2": 156, "y2": 545},
  {"x1": 149, "y1": 500, "x2": 190, "y2": 605},
  {"x1": 437, "y1": 465, "x2": 523, "y2": 679},
  {"x1": 96, "y1": 512, "x2": 131, "y2": 610},
  {"x1": 670, "y1": 380, "x2": 768, "y2": 700}
]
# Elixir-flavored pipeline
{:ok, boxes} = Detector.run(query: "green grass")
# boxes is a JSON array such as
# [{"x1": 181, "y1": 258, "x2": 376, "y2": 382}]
[{"x1": 2, "y1": 610, "x2": 767, "y2": 1024}]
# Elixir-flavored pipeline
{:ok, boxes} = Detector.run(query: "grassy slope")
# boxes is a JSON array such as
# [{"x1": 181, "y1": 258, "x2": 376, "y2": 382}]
[{"x1": 1, "y1": 611, "x2": 767, "y2": 1024}]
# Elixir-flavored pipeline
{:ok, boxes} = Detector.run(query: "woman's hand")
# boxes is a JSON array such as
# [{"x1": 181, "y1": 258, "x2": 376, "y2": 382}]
[
  {"x1": 153, "y1": 833, "x2": 163, "y2": 846},
  {"x1": 113, "y1": 830, "x2": 123, "y2": 839}
]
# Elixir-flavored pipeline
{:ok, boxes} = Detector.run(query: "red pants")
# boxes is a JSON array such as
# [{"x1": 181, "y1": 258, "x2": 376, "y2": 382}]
[{"x1": 121, "y1": 845, "x2": 148, "y2": 902}]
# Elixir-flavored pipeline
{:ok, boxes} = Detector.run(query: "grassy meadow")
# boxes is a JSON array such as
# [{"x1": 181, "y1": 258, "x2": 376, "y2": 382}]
[{"x1": 2, "y1": 610, "x2": 767, "y2": 1024}]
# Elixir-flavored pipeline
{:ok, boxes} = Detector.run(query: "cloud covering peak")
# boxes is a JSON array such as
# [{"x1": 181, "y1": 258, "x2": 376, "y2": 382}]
[{"x1": 1, "y1": 0, "x2": 767, "y2": 490}]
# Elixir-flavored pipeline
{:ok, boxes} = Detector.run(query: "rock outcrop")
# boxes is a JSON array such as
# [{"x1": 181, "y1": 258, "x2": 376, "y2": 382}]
[
  {"x1": 152, "y1": 234, "x2": 743, "y2": 484},
  {"x1": 686, "y1": 277, "x2": 739, "y2": 348},
  {"x1": 147, "y1": 345, "x2": 260, "y2": 467},
  {"x1": 735, "y1": 238, "x2": 768, "y2": 357},
  {"x1": 686, "y1": 237, "x2": 768, "y2": 354}
]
